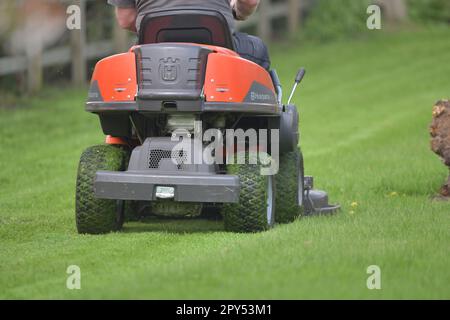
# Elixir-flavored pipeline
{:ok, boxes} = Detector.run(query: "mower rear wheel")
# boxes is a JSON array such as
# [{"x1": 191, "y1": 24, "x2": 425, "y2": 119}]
[
  {"x1": 223, "y1": 152, "x2": 276, "y2": 232},
  {"x1": 275, "y1": 148, "x2": 304, "y2": 223},
  {"x1": 76, "y1": 145, "x2": 129, "y2": 234}
]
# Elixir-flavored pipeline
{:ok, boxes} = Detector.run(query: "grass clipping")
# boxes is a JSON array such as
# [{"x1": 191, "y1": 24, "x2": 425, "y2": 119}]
[{"x1": 430, "y1": 99, "x2": 450, "y2": 197}]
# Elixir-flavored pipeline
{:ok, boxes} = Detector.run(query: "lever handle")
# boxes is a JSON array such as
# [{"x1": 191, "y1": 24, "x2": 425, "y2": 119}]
[
  {"x1": 295, "y1": 68, "x2": 306, "y2": 84},
  {"x1": 287, "y1": 67, "x2": 306, "y2": 105}
]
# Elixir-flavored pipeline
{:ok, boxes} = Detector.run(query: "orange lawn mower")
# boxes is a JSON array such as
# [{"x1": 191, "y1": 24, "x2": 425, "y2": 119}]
[{"x1": 75, "y1": 8, "x2": 339, "y2": 234}]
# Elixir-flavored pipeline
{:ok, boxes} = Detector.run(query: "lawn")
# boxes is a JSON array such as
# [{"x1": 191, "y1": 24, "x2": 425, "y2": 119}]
[{"x1": 0, "y1": 27, "x2": 449, "y2": 299}]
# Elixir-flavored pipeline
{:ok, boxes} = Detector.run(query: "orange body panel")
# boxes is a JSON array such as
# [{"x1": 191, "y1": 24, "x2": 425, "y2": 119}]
[
  {"x1": 92, "y1": 44, "x2": 272, "y2": 104},
  {"x1": 94, "y1": 44, "x2": 275, "y2": 145},
  {"x1": 91, "y1": 52, "x2": 137, "y2": 102},
  {"x1": 204, "y1": 53, "x2": 275, "y2": 103}
]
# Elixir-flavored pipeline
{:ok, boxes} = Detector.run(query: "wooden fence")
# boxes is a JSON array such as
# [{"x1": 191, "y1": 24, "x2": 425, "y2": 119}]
[
  {"x1": 0, "y1": 0, "x2": 407, "y2": 93},
  {"x1": 0, "y1": 0, "x2": 307, "y2": 93}
]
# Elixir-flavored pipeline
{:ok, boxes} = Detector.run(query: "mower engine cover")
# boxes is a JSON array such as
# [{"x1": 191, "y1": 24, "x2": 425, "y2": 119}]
[{"x1": 86, "y1": 43, "x2": 279, "y2": 115}]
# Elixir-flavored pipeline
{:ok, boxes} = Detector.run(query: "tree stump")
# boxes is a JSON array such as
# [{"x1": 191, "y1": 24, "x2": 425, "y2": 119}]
[{"x1": 429, "y1": 100, "x2": 450, "y2": 197}]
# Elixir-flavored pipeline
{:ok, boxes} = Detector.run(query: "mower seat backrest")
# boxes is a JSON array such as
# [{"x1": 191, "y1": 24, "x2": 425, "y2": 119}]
[{"x1": 138, "y1": 9, "x2": 235, "y2": 51}]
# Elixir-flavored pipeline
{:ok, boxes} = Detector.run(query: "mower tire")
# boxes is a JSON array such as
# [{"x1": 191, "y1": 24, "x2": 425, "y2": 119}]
[
  {"x1": 275, "y1": 148, "x2": 304, "y2": 223},
  {"x1": 76, "y1": 145, "x2": 128, "y2": 234},
  {"x1": 223, "y1": 152, "x2": 276, "y2": 232}
]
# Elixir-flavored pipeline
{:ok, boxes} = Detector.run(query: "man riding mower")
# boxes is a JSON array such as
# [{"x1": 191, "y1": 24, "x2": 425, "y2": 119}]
[{"x1": 75, "y1": 2, "x2": 339, "y2": 234}]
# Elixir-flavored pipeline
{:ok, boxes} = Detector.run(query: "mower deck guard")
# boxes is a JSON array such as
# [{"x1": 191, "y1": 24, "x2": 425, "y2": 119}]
[{"x1": 94, "y1": 171, "x2": 240, "y2": 203}]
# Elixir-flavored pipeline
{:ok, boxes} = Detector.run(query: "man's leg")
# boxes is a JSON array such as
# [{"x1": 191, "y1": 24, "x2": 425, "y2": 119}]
[{"x1": 233, "y1": 32, "x2": 271, "y2": 70}]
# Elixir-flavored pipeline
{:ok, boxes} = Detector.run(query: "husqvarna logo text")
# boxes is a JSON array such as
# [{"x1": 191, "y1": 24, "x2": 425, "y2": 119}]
[
  {"x1": 160, "y1": 58, "x2": 180, "y2": 82},
  {"x1": 251, "y1": 92, "x2": 272, "y2": 102}
]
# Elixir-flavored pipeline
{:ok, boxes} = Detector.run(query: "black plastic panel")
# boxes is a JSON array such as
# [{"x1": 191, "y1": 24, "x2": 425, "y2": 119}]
[
  {"x1": 99, "y1": 113, "x2": 131, "y2": 138},
  {"x1": 134, "y1": 44, "x2": 212, "y2": 109},
  {"x1": 139, "y1": 9, "x2": 235, "y2": 50}
]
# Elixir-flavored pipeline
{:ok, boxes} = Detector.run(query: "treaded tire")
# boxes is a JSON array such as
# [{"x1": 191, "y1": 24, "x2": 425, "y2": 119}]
[
  {"x1": 275, "y1": 148, "x2": 304, "y2": 223},
  {"x1": 223, "y1": 152, "x2": 276, "y2": 233},
  {"x1": 76, "y1": 145, "x2": 128, "y2": 234}
]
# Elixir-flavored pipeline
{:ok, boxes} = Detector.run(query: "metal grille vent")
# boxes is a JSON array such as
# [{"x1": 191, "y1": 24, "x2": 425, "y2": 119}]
[{"x1": 148, "y1": 149, "x2": 188, "y2": 170}]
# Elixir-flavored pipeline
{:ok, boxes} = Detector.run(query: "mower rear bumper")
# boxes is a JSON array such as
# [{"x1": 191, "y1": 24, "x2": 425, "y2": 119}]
[{"x1": 94, "y1": 171, "x2": 240, "y2": 203}]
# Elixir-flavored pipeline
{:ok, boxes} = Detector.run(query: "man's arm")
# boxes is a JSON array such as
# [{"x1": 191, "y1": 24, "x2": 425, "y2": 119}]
[
  {"x1": 230, "y1": 0, "x2": 260, "y2": 21},
  {"x1": 108, "y1": 0, "x2": 137, "y2": 32},
  {"x1": 115, "y1": 7, "x2": 137, "y2": 32}
]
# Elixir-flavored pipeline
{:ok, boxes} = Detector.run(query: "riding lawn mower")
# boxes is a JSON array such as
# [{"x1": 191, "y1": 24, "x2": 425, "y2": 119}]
[{"x1": 75, "y1": 9, "x2": 339, "y2": 234}]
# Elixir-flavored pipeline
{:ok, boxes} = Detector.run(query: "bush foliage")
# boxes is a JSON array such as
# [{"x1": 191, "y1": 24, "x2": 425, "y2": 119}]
[
  {"x1": 408, "y1": 0, "x2": 450, "y2": 24},
  {"x1": 302, "y1": 0, "x2": 372, "y2": 41},
  {"x1": 302, "y1": 0, "x2": 450, "y2": 41}
]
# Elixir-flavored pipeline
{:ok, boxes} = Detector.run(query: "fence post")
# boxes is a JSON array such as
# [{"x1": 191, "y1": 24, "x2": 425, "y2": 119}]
[
  {"x1": 26, "y1": 41, "x2": 43, "y2": 94},
  {"x1": 288, "y1": 0, "x2": 301, "y2": 35},
  {"x1": 257, "y1": 0, "x2": 271, "y2": 43},
  {"x1": 71, "y1": 0, "x2": 86, "y2": 86}
]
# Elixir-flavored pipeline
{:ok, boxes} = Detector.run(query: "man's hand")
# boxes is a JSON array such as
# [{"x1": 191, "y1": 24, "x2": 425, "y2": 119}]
[
  {"x1": 230, "y1": 0, "x2": 260, "y2": 21},
  {"x1": 115, "y1": 7, "x2": 137, "y2": 32}
]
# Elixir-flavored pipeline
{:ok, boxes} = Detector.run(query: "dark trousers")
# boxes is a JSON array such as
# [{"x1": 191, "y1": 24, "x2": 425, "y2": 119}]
[{"x1": 233, "y1": 32, "x2": 271, "y2": 70}]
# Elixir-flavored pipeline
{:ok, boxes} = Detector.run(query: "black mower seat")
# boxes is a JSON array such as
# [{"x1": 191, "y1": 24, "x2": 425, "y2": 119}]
[{"x1": 138, "y1": 8, "x2": 235, "y2": 51}]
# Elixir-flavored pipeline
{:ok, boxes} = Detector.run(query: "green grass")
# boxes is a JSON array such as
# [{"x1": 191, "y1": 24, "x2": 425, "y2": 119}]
[{"x1": 1, "y1": 27, "x2": 450, "y2": 299}]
